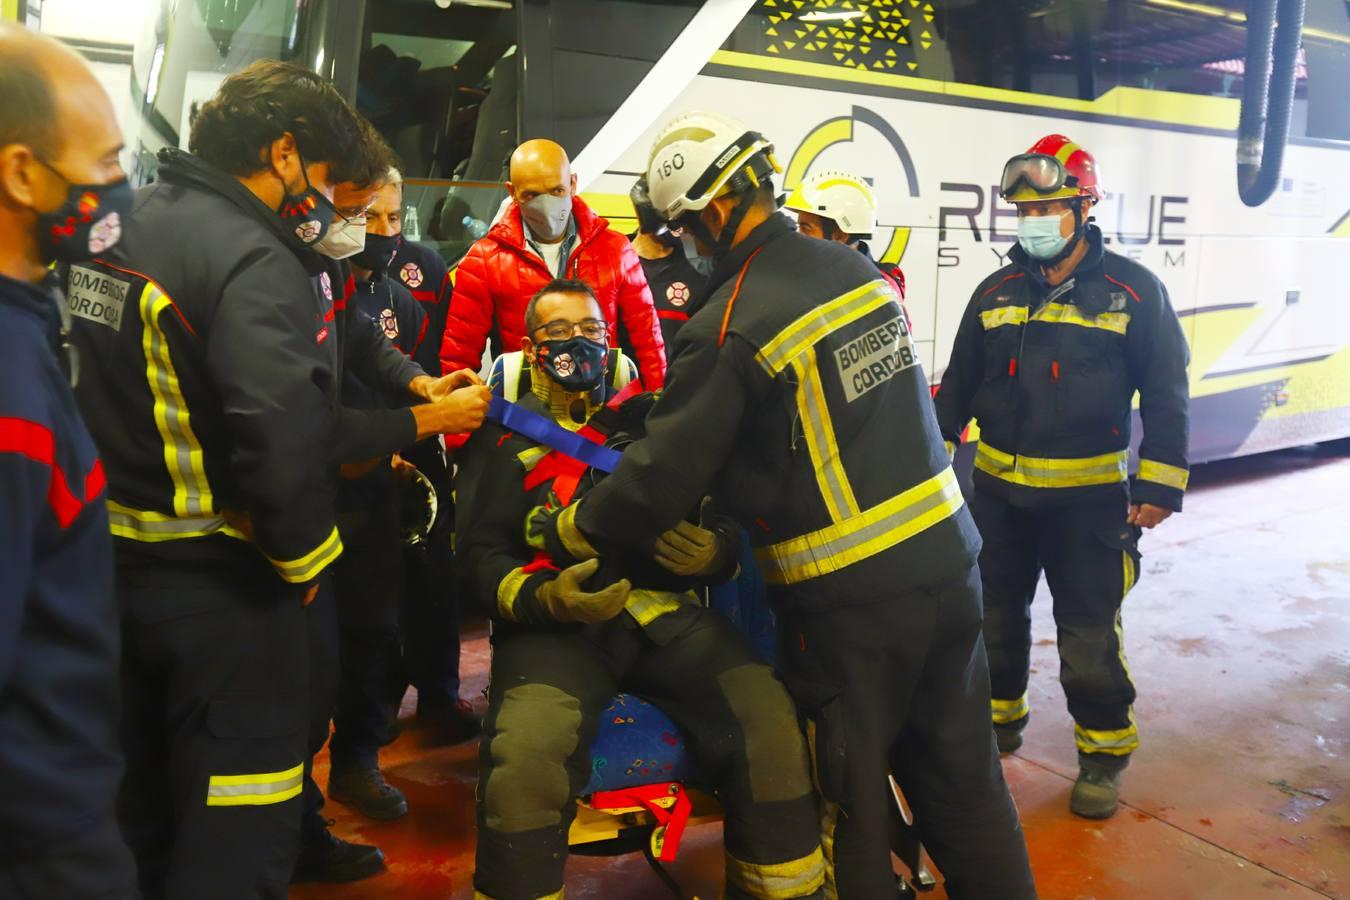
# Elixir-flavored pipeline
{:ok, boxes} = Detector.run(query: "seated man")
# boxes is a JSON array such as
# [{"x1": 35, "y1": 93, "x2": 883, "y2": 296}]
[{"x1": 455, "y1": 279, "x2": 825, "y2": 900}]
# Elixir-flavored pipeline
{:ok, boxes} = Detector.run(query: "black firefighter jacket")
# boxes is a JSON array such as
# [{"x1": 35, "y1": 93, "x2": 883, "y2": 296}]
[
  {"x1": 934, "y1": 225, "x2": 1191, "y2": 511},
  {"x1": 573, "y1": 213, "x2": 982, "y2": 613},
  {"x1": 68, "y1": 149, "x2": 421, "y2": 586}
]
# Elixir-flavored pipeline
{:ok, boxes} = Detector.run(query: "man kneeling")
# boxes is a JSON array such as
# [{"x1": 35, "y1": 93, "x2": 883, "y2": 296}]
[{"x1": 456, "y1": 279, "x2": 825, "y2": 900}]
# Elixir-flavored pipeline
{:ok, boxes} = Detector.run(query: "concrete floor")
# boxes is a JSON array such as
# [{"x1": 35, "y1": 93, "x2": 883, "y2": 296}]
[{"x1": 292, "y1": 444, "x2": 1350, "y2": 900}]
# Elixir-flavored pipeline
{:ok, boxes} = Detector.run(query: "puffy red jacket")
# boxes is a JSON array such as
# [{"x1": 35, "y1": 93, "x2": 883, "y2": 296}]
[{"x1": 440, "y1": 197, "x2": 667, "y2": 387}]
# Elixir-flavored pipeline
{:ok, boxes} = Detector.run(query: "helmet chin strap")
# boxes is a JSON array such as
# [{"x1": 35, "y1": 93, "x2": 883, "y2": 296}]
[{"x1": 683, "y1": 190, "x2": 755, "y2": 260}]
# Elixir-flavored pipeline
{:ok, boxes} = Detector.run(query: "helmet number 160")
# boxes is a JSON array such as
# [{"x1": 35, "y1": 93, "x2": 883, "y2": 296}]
[{"x1": 657, "y1": 153, "x2": 685, "y2": 179}]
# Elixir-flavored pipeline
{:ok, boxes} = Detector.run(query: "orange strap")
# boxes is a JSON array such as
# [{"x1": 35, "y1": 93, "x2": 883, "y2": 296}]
[{"x1": 718, "y1": 246, "x2": 765, "y2": 347}]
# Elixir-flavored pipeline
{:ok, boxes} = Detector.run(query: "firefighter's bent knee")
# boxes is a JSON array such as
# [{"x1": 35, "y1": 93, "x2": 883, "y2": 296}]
[
  {"x1": 484, "y1": 683, "x2": 584, "y2": 833},
  {"x1": 719, "y1": 663, "x2": 814, "y2": 804}
]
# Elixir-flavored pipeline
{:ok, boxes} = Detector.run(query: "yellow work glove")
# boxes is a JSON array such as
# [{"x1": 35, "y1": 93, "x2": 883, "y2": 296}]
[
  {"x1": 535, "y1": 559, "x2": 631, "y2": 624},
  {"x1": 654, "y1": 500, "x2": 734, "y2": 578}
]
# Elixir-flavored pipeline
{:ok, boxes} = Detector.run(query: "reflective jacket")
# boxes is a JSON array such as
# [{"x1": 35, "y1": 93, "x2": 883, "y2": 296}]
[
  {"x1": 68, "y1": 150, "x2": 359, "y2": 585},
  {"x1": 573, "y1": 214, "x2": 982, "y2": 613},
  {"x1": 439, "y1": 197, "x2": 667, "y2": 386},
  {"x1": 934, "y1": 226, "x2": 1191, "y2": 511}
]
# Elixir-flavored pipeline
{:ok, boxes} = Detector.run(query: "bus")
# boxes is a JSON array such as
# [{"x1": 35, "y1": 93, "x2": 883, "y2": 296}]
[{"x1": 126, "y1": 0, "x2": 1350, "y2": 465}]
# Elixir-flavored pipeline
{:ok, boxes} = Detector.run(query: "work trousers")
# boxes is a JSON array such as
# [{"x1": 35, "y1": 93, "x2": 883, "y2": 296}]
[
  {"x1": 117, "y1": 560, "x2": 308, "y2": 900},
  {"x1": 0, "y1": 818, "x2": 139, "y2": 899},
  {"x1": 775, "y1": 565, "x2": 1036, "y2": 900},
  {"x1": 302, "y1": 490, "x2": 403, "y2": 827},
  {"x1": 971, "y1": 489, "x2": 1141, "y2": 761},
  {"x1": 392, "y1": 451, "x2": 463, "y2": 711},
  {"x1": 474, "y1": 605, "x2": 825, "y2": 900}
]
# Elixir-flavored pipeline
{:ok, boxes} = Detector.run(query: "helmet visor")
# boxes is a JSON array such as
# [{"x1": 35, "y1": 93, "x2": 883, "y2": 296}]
[{"x1": 1000, "y1": 153, "x2": 1073, "y2": 200}]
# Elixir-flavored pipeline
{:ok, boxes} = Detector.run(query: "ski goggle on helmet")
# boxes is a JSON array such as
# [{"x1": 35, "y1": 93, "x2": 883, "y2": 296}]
[{"x1": 998, "y1": 134, "x2": 1103, "y2": 205}]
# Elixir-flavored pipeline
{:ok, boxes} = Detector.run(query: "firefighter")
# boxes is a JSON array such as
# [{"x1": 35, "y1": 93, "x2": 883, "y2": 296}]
[
  {"x1": 65, "y1": 62, "x2": 480, "y2": 898},
  {"x1": 534, "y1": 111, "x2": 1036, "y2": 899},
  {"x1": 455, "y1": 278, "x2": 826, "y2": 900},
  {"x1": 629, "y1": 175, "x2": 709, "y2": 356},
  {"x1": 297, "y1": 171, "x2": 490, "y2": 884},
  {"x1": 0, "y1": 22, "x2": 138, "y2": 898},
  {"x1": 373, "y1": 170, "x2": 480, "y2": 744},
  {"x1": 783, "y1": 169, "x2": 907, "y2": 304},
  {"x1": 935, "y1": 135, "x2": 1190, "y2": 820}
]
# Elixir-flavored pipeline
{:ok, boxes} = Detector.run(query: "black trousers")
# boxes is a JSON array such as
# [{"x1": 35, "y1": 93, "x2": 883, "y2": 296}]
[
  {"x1": 971, "y1": 489, "x2": 1141, "y2": 761},
  {"x1": 391, "y1": 451, "x2": 463, "y2": 711},
  {"x1": 475, "y1": 605, "x2": 824, "y2": 900},
  {"x1": 775, "y1": 565, "x2": 1036, "y2": 900},
  {"x1": 302, "y1": 491, "x2": 404, "y2": 827},
  {"x1": 0, "y1": 818, "x2": 139, "y2": 899},
  {"x1": 117, "y1": 562, "x2": 308, "y2": 900}
]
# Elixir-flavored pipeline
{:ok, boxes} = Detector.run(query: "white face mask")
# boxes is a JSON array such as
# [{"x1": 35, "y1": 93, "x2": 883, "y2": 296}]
[{"x1": 314, "y1": 215, "x2": 368, "y2": 260}]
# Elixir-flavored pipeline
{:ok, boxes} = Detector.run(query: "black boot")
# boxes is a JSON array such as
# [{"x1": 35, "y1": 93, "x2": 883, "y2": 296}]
[
  {"x1": 419, "y1": 698, "x2": 483, "y2": 746},
  {"x1": 993, "y1": 721, "x2": 1025, "y2": 754},
  {"x1": 1070, "y1": 753, "x2": 1129, "y2": 819},
  {"x1": 328, "y1": 768, "x2": 409, "y2": 820},
  {"x1": 291, "y1": 819, "x2": 385, "y2": 883}
]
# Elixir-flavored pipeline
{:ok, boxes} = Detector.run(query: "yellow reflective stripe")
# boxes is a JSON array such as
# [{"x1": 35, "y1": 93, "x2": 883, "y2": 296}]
[
  {"x1": 727, "y1": 847, "x2": 827, "y2": 899},
  {"x1": 980, "y1": 306, "x2": 1028, "y2": 331},
  {"x1": 944, "y1": 440, "x2": 956, "y2": 460},
  {"x1": 516, "y1": 446, "x2": 549, "y2": 473},
  {"x1": 755, "y1": 467, "x2": 964, "y2": 585},
  {"x1": 557, "y1": 504, "x2": 598, "y2": 561},
  {"x1": 497, "y1": 567, "x2": 531, "y2": 621},
  {"x1": 1138, "y1": 458, "x2": 1190, "y2": 491},
  {"x1": 625, "y1": 589, "x2": 695, "y2": 627},
  {"x1": 474, "y1": 891, "x2": 562, "y2": 900},
  {"x1": 1122, "y1": 551, "x2": 1137, "y2": 598},
  {"x1": 107, "y1": 501, "x2": 247, "y2": 543},
  {"x1": 1074, "y1": 715, "x2": 1139, "y2": 756},
  {"x1": 791, "y1": 350, "x2": 860, "y2": 523},
  {"x1": 756, "y1": 279, "x2": 895, "y2": 376},
  {"x1": 205, "y1": 762, "x2": 303, "y2": 807},
  {"x1": 140, "y1": 285, "x2": 213, "y2": 517},
  {"x1": 991, "y1": 694, "x2": 1030, "y2": 725},
  {"x1": 975, "y1": 443, "x2": 1128, "y2": 489},
  {"x1": 1031, "y1": 301, "x2": 1130, "y2": 335},
  {"x1": 265, "y1": 526, "x2": 343, "y2": 584}
]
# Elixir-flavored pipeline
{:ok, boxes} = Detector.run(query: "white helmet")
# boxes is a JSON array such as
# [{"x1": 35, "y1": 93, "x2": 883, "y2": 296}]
[
  {"x1": 783, "y1": 170, "x2": 877, "y2": 237},
  {"x1": 645, "y1": 110, "x2": 780, "y2": 223}
]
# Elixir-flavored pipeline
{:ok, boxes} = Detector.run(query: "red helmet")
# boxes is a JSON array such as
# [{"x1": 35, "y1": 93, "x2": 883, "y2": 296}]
[{"x1": 1000, "y1": 134, "x2": 1103, "y2": 205}]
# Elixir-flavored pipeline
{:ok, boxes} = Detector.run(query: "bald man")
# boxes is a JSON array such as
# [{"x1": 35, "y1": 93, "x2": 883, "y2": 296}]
[
  {"x1": 439, "y1": 138, "x2": 667, "y2": 388},
  {"x1": 0, "y1": 22, "x2": 139, "y2": 899}
]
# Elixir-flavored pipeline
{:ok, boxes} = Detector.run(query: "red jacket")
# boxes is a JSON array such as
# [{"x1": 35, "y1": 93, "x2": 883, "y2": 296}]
[{"x1": 440, "y1": 197, "x2": 666, "y2": 386}]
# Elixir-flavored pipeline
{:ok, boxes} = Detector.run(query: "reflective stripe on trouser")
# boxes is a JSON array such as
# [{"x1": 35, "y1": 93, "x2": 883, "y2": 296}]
[
  {"x1": 972, "y1": 490, "x2": 1140, "y2": 761},
  {"x1": 206, "y1": 763, "x2": 304, "y2": 806},
  {"x1": 474, "y1": 892, "x2": 562, "y2": 900},
  {"x1": 727, "y1": 847, "x2": 827, "y2": 899},
  {"x1": 991, "y1": 694, "x2": 1029, "y2": 726},
  {"x1": 974, "y1": 442, "x2": 1128, "y2": 489}
]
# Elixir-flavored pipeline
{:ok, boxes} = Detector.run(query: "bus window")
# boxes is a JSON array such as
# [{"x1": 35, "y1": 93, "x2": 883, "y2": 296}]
[{"x1": 356, "y1": 0, "x2": 517, "y2": 183}]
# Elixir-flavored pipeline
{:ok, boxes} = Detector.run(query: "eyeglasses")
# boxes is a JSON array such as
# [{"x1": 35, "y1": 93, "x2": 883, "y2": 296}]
[{"x1": 536, "y1": 318, "x2": 608, "y2": 341}]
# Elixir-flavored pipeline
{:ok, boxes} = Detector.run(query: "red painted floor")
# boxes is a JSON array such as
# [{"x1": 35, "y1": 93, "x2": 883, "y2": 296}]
[{"x1": 292, "y1": 444, "x2": 1350, "y2": 899}]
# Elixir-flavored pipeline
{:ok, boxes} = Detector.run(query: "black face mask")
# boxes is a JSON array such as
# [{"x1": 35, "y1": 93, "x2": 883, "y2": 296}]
[
  {"x1": 536, "y1": 336, "x2": 608, "y2": 392},
  {"x1": 353, "y1": 232, "x2": 400, "y2": 274},
  {"x1": 33, "y1": 158, "x2": 133, "y2": 265},
  {"x1": 276, "y1": 154, "x2": 338, "y2": 246}
]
